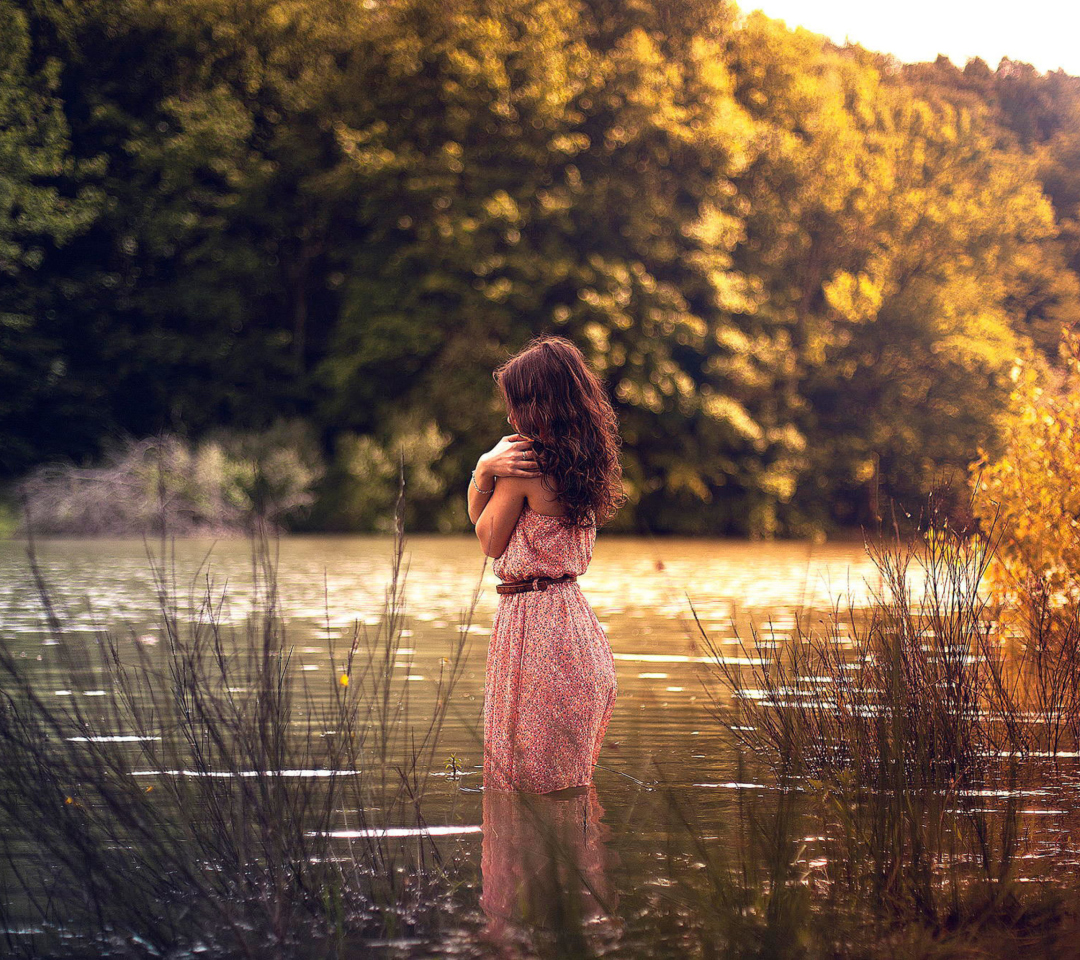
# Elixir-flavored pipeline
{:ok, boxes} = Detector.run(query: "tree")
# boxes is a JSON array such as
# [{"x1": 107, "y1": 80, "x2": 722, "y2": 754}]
[{"x1": 0, "y1": 0, "x2": 102, "y2": 475}]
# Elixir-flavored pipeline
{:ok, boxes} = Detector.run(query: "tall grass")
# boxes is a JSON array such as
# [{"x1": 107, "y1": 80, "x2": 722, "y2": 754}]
[
  {"x1": 690, "y1": 499, "x2": 1078, "y2": 942},
  {"x1": 0, "y1": 464, "x2": 471, "y2": 957},
  {"x1": 993, "y1": 572, "x2": 1080, "y2": 762}
]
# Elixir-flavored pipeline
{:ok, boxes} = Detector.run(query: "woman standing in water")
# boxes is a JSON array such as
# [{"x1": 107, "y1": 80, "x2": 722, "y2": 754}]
[{"x1": 467, "y1": 335, "x2": 625, "y2": 793}]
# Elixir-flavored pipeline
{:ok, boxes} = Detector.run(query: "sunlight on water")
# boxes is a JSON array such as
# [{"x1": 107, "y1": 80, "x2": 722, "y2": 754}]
[
  {"x1": 67, "y1": 735, "x2": 161, "y2": 743},
  {"x1": 313, "y1": 826, "x2": 483, "y2": 839},
  {"x1": 129, "y1": 769, "x2": 362, "y2": 778},
  {"x1": 0, "y1": 535, "x2": 892, "y2": 639}
]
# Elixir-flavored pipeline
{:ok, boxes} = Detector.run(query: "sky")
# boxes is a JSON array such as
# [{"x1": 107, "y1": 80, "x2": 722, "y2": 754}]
[{"x1": 745, "y1": 0, "x2": 1080, "y2": 76}]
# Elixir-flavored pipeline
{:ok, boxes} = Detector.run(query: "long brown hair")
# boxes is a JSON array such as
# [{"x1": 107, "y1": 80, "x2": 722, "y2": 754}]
[{"x1": 494, "y1": 335, "x2": 626, "y2": 529}]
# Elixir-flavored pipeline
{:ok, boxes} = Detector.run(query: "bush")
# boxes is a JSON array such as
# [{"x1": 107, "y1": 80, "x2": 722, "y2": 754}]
[
  {"x1": 312, "y1": 410, "x2": 451, "y2": 533},
  {"x1": 15, "y1": 421, "x2": 325, "y2": 537},
  {"x1": 972, "y1": 332, "x2": 1080, "y2": 599},
  {"x1": 695, "y1": 510, "x2": 1039, "y2": 928}
]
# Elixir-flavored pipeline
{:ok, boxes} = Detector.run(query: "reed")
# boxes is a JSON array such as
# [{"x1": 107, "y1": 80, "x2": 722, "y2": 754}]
[
  {"x1": 0, "y1": 462, "x2": 470, "y2": 957},
  {"x1": 995, "y1": 571, "x2": 1080, "y2": 762},
  {"x1": 690, "y1": 496, "x2": 1075, "y2": 942}
]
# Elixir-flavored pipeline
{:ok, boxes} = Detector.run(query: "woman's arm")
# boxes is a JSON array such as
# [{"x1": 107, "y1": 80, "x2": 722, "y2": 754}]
[
  {"x1": 475, "y1": 476, "x2": 530, "y2": 559},
  {"x1": 467, "y1": 433, "x2": 540, "y2": 557},
  {"x1": 468, "y1": 460, "x2": 497, "y2": 526}
]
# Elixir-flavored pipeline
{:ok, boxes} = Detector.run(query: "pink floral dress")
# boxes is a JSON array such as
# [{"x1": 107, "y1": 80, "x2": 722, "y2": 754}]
[{"x1": 484, "y1": 504, "x2": 618, "y2": 793}]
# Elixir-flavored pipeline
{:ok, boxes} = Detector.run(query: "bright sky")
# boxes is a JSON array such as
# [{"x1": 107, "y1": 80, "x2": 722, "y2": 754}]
[{"x1": 745, "y1": 1, "x2": 1080, "y2": 76}]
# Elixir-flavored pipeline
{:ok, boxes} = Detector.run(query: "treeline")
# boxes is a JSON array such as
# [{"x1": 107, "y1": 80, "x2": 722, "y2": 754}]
[{"x1": 2, "y1": 0, "x2": 1079, "y2": 536}]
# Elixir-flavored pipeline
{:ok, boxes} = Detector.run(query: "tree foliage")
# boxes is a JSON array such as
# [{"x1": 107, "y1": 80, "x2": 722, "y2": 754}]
[
  {"x1": 973, "y1": 333, "x2": 1080, "y2": 598},
  {"x1": 2, "y1": 0, "x2": 1079, "y2": 534}
]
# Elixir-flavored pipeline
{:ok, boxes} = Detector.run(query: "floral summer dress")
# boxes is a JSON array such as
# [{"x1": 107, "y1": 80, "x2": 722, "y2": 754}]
[{"x1": 484, "y1": 504, "x2": 618, "y2": 794}]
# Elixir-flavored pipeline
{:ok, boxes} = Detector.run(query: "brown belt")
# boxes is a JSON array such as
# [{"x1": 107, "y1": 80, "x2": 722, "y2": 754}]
[{"x1": 496, "y1": 573, "x2": 577, "y2": 595}]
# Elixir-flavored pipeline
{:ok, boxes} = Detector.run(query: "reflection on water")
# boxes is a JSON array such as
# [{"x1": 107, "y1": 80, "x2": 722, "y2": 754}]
[{"x1": 481, "y1": 784, "x2": 620, "y2": 952}]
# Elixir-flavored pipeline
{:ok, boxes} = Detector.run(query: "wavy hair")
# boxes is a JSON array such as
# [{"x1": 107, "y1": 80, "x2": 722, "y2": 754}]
[{"x1": 494, "y1": 335, "x2": 626, "y2": 529}]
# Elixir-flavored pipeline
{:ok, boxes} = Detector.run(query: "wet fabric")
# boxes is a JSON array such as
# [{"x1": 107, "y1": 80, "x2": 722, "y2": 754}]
[{"x1": 484, "y1": 505, "x2": 618, "y2": 793}]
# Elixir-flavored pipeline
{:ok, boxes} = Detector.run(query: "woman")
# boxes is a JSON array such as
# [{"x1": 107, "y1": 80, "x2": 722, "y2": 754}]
[{"x1": 467, "y1": 335, "x2": 625, "y2": 793}]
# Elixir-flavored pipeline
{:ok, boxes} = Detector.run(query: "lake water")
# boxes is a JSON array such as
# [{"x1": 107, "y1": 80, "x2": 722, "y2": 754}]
[
  {"x1": 3, "y1": 534, "x2": 1071, "y2": 955},
  {"x1": 0, "y1": 532, "x2": 886, "y2": 789}
]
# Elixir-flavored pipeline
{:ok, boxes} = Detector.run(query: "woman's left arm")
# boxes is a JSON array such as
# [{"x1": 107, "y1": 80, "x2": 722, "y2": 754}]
[
  {"x1": 475, "y1": 476, "x2": 530, "y2": 559},
  {"x1": 468, "y1": 434, "x2": 539, "y2": 514},
  {"x1": 468, "y1": 459, "x2": 498, "y2": 526}
]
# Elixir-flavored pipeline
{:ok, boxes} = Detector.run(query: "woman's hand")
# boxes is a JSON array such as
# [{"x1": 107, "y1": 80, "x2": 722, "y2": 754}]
[{"x1": 477, "y1": 434, "x2": 541, "y2": 483}]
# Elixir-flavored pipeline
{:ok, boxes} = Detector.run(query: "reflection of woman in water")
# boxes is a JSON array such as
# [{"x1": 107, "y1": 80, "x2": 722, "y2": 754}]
[
  {"x1": 480, "y1": 782, "x2": 620, "y2": 946},
  {"x1": 466, "y1": 335, "x2": 625, "y2": 793}
]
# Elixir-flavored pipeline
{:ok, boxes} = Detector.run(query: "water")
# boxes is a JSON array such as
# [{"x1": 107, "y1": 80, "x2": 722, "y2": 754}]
[
  {"x1": 1, "y1": 534, "x2": 1074, "y2": 956},
  {"x1": 0, "y1": 533, "x2": 886, "y2": 787}
]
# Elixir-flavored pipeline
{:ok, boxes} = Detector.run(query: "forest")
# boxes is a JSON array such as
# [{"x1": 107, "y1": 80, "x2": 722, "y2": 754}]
[{"x1": 3, "y1": 0, "x2": 1079, "y2": 536}]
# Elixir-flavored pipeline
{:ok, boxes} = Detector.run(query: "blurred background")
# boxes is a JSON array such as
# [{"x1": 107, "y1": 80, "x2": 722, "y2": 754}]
[{"x1": 3, "y1": 0, "x2": 1079, "y2": 539}]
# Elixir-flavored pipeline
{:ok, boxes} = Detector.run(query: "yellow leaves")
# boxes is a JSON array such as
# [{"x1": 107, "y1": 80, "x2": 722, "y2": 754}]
[
  {"x1": 823, "y1": 270, "x2": 884, "y2": 324},
  {"x1": 682, "y1": 200, "x2": 742, "y2": 249},
  {"x1": 604, "y1": 27, "x2": 693, "y2": 143},
  {"x1": 335, "y1": 121, "x2": 400, "y2": 176},
  {"x1": 700, "y1": 389, "x2": 764, "y2": 443},
  {"x1": 972, "y1": 337, "x2": 1080, "y2": 598},
  {"x1": 666, "y1": 462, "x2": 711, "y2": 502},
  {"x1": 853, "y1": 458, "x2": 876, "y2": 484},
  {"x1": 338, "y1": 673, "x2": 350, "y2": 687},
  {"x1": 581, "y1": 321, "x2": 611, "y2": 357},
  {"x1": 690, "y1": 35, "x2": 736, "y2": 101},
  {"x1": 548, "y1": 133, "x2": 589, "y2": 155},
  {"x1": 536, "y1": 186, "x2": 572, "y2": 215},
  {"x1": 615, "y1": 376, "x2": 664, "y2": 414},
  {"x1": 758, "y1": 466, "x2": 797, "y2": 503},
  {"x1": 479, "y1": 276, "x2": 513, "y2": 302},
  {"x1": 443, "y1": 753, "x2": 467, "y2": 778}
]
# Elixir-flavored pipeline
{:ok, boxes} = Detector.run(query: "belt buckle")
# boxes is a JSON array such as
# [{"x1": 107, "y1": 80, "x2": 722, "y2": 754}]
[{"x1": 532, "y1": 577, "x2": 545, "y2": 592}]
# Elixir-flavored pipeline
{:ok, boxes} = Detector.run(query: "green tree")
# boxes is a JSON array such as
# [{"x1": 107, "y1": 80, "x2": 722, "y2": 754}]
[
  {"x1": 323, "y1": 0, "x2": 779, "y2": 533},
  {"x1": 4, "y1": 0, "x2": 1080, "y2": 537},
  {"x1": 725, "y1": 18, "x2": 1071, "y2": 530},
  {"x1": 2, "y1": 0, "x2": 358, "y2": 477},
  {"x1": 0, "y1": 0, "x2": 102, "y2": 475}
]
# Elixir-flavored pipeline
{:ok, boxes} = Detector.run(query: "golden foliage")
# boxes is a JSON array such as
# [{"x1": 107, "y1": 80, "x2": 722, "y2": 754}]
[{"x1": 973, "y1": 331, "x2": 1080, "y2": 597}]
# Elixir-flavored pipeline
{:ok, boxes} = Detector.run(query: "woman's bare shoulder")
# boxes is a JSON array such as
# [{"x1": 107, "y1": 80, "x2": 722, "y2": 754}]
[{"x1": 524, "y1": 475, "x2": 568, "y2": 517}]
